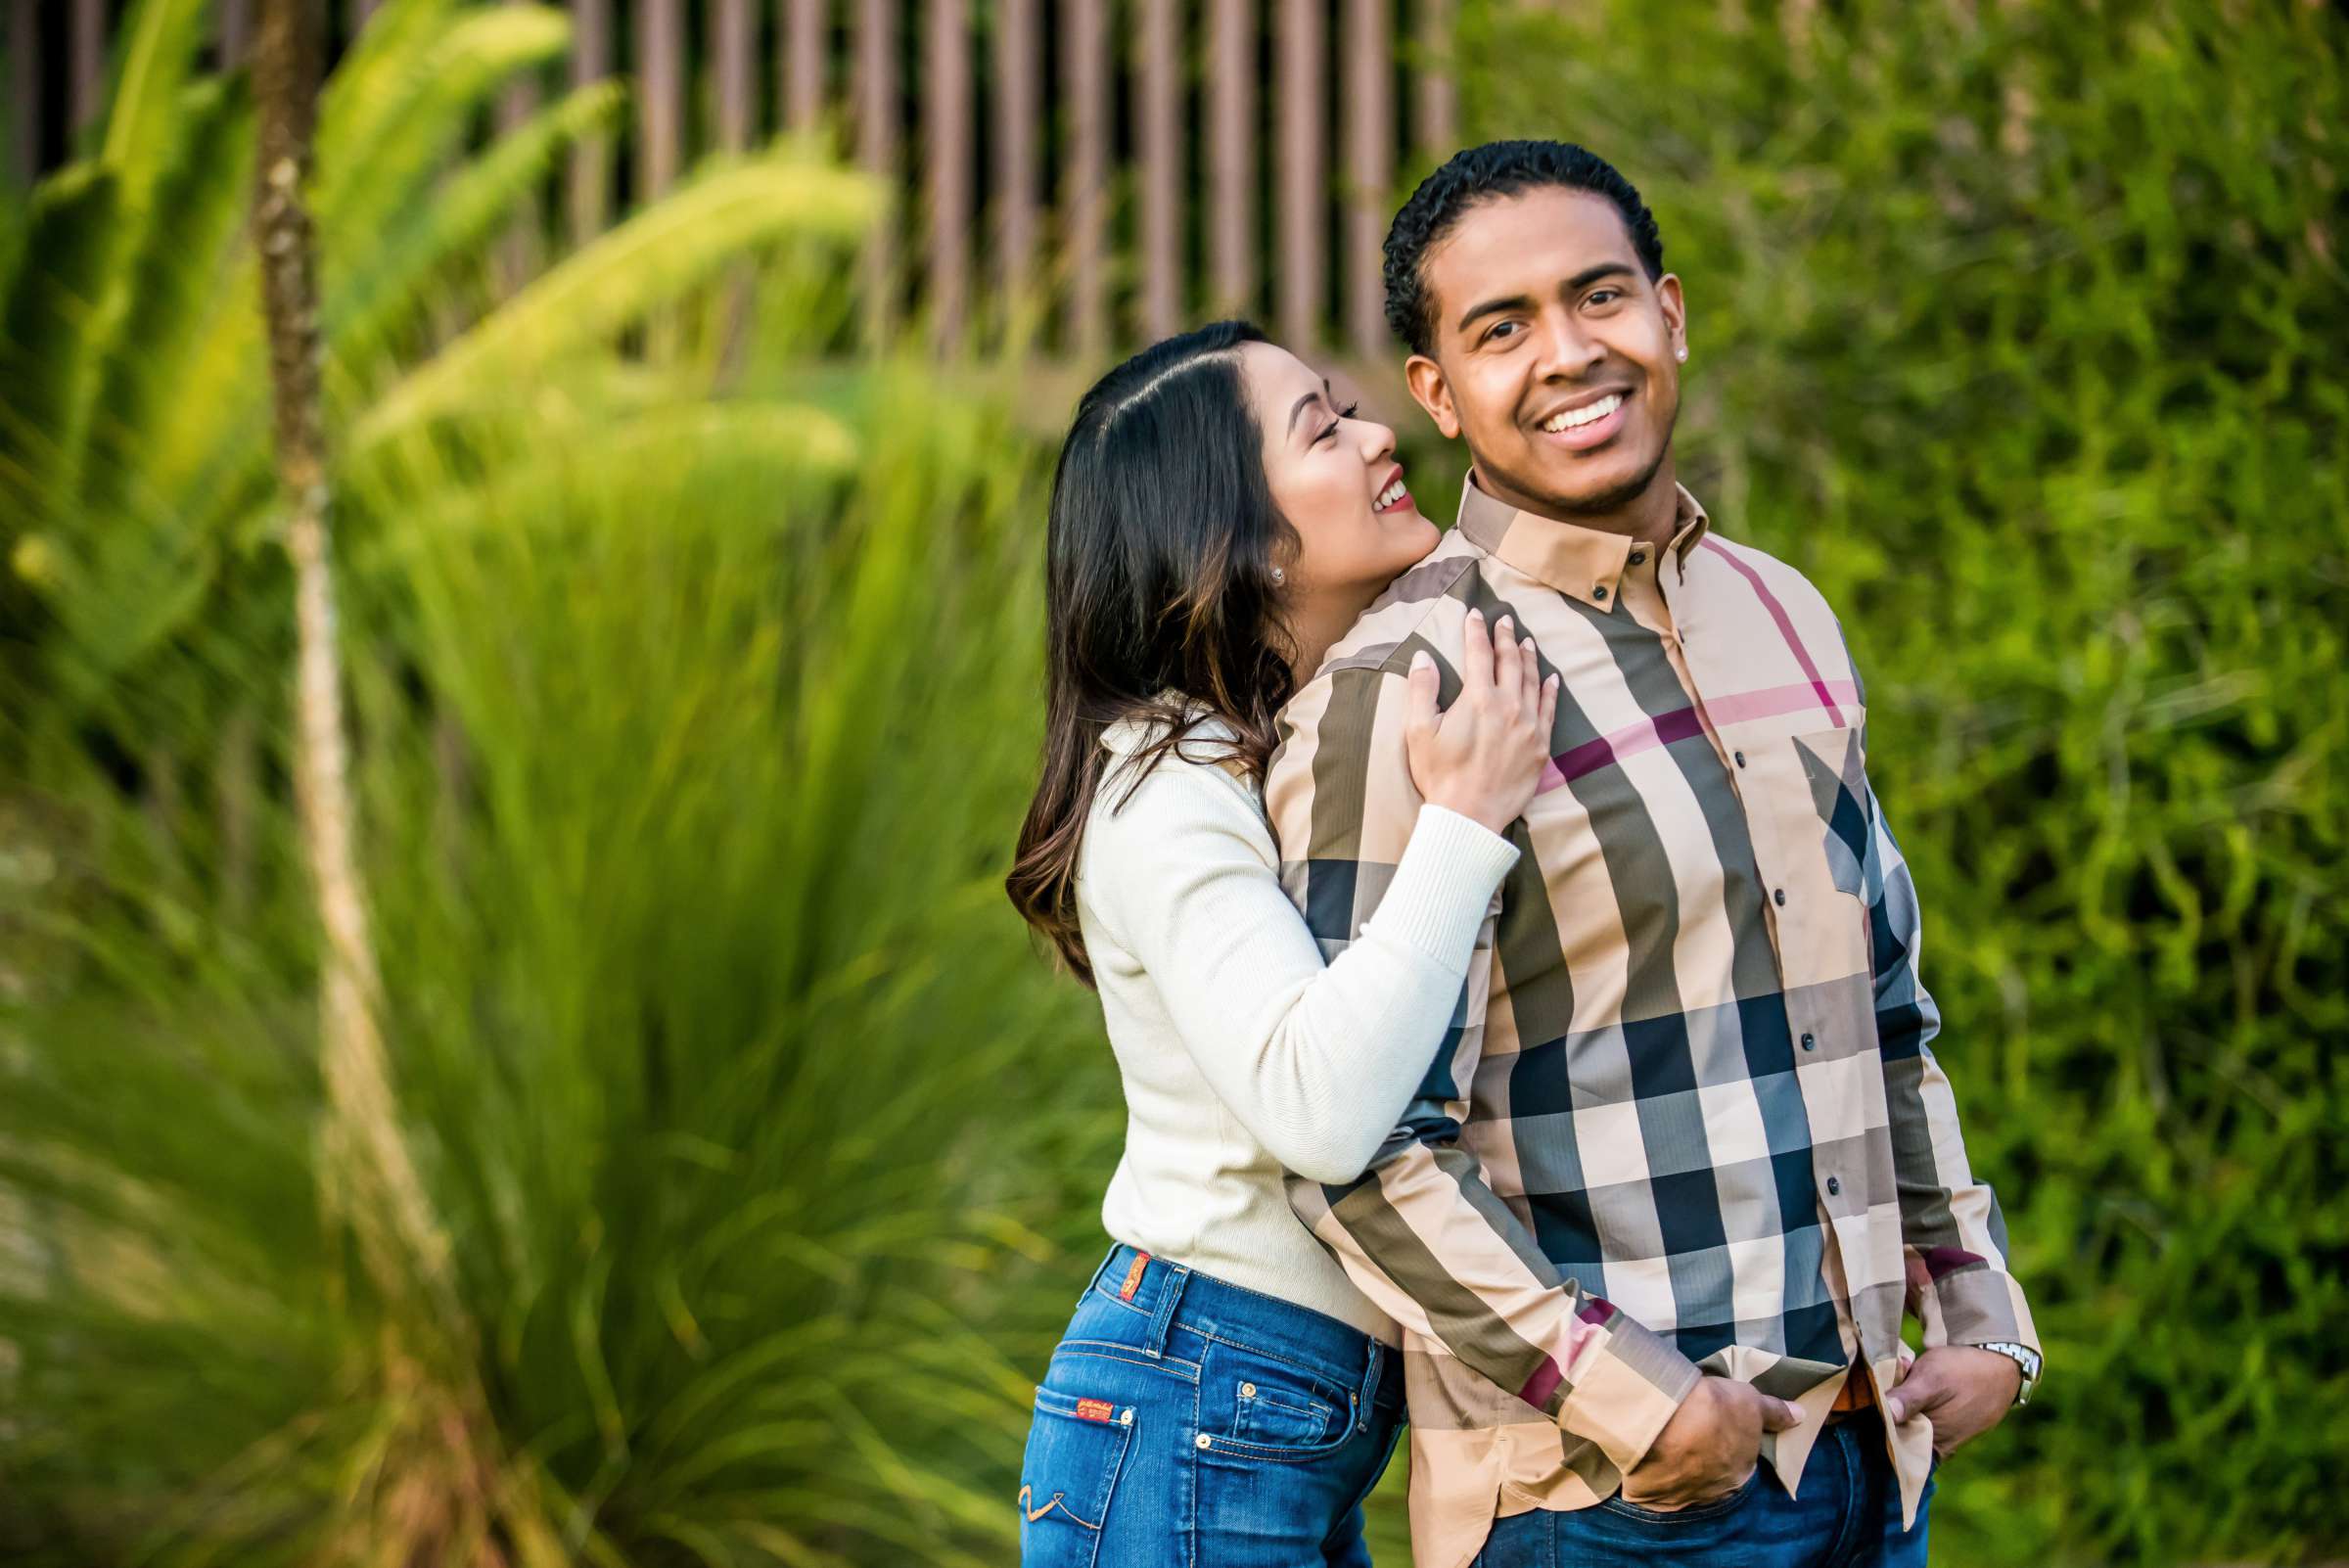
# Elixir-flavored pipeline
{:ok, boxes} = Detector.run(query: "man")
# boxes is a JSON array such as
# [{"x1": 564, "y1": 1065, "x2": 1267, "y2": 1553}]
[{"x1": 1267, "y1": 141, "x2": 2039, "y2": 1568}]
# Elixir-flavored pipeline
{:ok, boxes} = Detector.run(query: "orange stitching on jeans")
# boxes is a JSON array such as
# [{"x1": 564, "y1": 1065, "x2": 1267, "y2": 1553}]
[{"x1": 1017, "y1": 1485, "x2": 1100, "y2": 1529}]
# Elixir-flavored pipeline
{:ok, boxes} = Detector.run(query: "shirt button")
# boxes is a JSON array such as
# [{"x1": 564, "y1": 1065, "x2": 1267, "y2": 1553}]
[
  {"x1": 1773, "y1": 888, "x2": 1787, "y2": 906},
  {"x1": 1734, "y1": 751, "x2": 1746, "y2": 768},
  {"x1": 1593, "y1": 584, "x2": 1609, "y2": 602},
  {"x1": 1801, "y1": 1033, "x2": 1817, "y2": 1051},
  {"x1": 1629, "y1": 550, "x2": 1646, "y2": 565},
  {"x1": 1826, "y1": 1176, "x2": 1842, "y2": 1196}
]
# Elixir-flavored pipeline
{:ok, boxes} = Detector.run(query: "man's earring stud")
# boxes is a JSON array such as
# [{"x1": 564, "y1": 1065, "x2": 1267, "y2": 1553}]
[
  {"x1": 1270, "y1": 566, "x2": 1286, "y2": 586},
  {"x1": 1677, "y1": 346, "x2": 1688, "y2": 361}
]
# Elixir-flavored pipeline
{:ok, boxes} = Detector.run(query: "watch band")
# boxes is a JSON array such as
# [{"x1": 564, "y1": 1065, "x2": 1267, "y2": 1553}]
[{"x1": 1977, "y1": 1341, "x2": 2042, "y2": 1406}]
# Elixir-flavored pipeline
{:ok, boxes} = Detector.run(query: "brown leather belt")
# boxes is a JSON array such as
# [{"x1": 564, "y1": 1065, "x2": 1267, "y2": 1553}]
[{"x1": 1825, "y1": 1364, "x2": 1876, "y2": 1421}]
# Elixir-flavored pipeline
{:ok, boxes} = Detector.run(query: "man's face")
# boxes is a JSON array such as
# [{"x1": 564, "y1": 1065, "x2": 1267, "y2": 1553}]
[{"x1": 1405, "y1": 187, "x2": 1686, "y2": 521}]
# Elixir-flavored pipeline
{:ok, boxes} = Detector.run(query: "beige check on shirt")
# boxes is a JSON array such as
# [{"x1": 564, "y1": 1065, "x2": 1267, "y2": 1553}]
[{"x1": 1266, "y1": 476, "x2": 2037, "y2": 1568}]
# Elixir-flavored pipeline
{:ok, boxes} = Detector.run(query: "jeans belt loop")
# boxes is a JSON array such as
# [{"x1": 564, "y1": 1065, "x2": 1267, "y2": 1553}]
[{"x1": 1140, "y1": 1259, "x2": 1190, "y2": 1359}]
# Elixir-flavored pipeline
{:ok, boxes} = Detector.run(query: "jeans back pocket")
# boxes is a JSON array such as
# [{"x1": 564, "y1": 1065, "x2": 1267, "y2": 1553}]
[{"x1": 1019, "y1": 1386, "x2": 1134, "y2": 1564}]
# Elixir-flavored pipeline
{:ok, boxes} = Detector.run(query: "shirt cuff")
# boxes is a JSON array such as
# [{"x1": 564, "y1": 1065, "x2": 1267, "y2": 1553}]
[
  {"x1": 1915, "y1": 1260, "x2": 2039, "y2": 1359},
  {"x1": 1360, "y1": 804, "x2": 1521, "y2": 963},
  {"x1": 1554, "y1": 1313, "x2": 1707, "y2": 1478}
]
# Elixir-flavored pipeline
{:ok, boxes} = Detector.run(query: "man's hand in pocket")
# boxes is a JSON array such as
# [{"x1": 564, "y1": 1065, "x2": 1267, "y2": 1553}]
[
  {"x1": 1883, "y1": 1347, "x2": 2020, "y2": 1459},
  {"x1": 1620, "y1": 1378, "x2": 1803, "y2": 1510}
]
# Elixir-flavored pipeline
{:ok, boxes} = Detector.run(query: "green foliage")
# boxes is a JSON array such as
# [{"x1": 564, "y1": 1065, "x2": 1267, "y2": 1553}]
[
  {"x1": 0, "y1": 0, "x2": 1112, "y2": 1563},
  {"x1": 4, "y1": 0, "x2": 2339, "y2": 1563},
  {"x1": 0, "y1": 0, "x2": 874, "y2": 727},
  {"x1": 1447, "y1": 1, "x2": 2347, "y2": 1562}
]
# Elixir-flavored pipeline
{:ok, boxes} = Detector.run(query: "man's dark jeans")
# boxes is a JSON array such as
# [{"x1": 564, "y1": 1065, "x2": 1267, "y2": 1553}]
[{"x1": 1473, "y1": 1409, "x2": 1935, "y2": 1568}]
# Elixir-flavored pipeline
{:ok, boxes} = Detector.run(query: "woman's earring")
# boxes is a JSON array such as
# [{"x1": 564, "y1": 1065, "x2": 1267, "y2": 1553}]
[
  {"x1": 1270, "y1": 566, "x2": 1286, "y2": 586},
  {"x1": 1677, "y1": 346, "x2": 1688, "y2": 361}
]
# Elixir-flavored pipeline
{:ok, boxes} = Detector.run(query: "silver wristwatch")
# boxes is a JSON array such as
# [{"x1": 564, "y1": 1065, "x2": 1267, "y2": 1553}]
[{"x1": 1977, "y1": 1341, "x2": 2042, "y2": 1406}]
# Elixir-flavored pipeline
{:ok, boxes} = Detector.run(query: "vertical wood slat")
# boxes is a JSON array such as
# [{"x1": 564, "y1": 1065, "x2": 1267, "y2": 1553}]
[
  {"x1": 69, "y1": 0, "x2": 105, "y2": 138},
  {"x1": 925, "y1": 0, "x2": 971, "y2": 350},
  {"x1": 494, "y1": 0, "x2": 542, "y2": 296},
  {"x1": 784, "y1": 0, "x2": 824, "y2": 134},
  {"x1": 1414, "y1": 0, "x2": 1456, "y2": 160},
  {"x1": 569, "y1": 0, "x2": 612, "y2": 246},
  {"x1": 855, "y1": 0, "x2": 897, "y2": 345},
  {"x1": 637, "y1": 0, "x2": 683, "y2": 204},
  {"x1": 714, "y1": 0, "x2": 759, "y2": 368},
  {"x1": 715, "y1": 0, "x2": 758, "y2": 150},
  {"x1": 1276, "y1": 0, "x2": 1325, "y2": 348},
  {"x1": 1063, "y1": 0, "x2": 1108, "y2": 359},
  {"x1": 7, "y1": 0, "x2": 38, "y2": 187},
  {"x1": 993, "y1": 0, "x2": 1040, "y2": 317},
  {"x1": 1135, "y1": 0, "x2": 1181, "y2": 340},
  {"x1": 1208, "y1": 0, "x2": 1254, "y2": 318},
  {"x1": 1343, "y1": 0, "x2": 1391, "y2": 357},
  {"x1": 220, "y1": 0, "x2": 254, "y2": 69}
]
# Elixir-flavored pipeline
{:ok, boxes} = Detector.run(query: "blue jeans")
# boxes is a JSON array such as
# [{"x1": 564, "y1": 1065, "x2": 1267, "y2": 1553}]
[
  {"x1": 1474, "y1": 1408, "x2": 1935, "y2": 1568},
  {"x1": 1017, "y1": 1244, "x2": 1407, "y2": 1568}
]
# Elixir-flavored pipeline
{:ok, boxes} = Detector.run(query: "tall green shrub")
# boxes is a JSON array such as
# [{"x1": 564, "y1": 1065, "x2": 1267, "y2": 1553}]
[
  {"x1": 0, "y1": 0, "x2": 1117, "y2": 1562},
  {"x1": 1447, "y1": 1, "x2": 2347, "y2": 1562}
]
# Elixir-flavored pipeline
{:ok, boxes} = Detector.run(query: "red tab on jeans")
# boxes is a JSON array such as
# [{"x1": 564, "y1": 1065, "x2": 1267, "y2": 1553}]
[
  {"x1": 1075, "y1": 1399, "x2": 1115, "y2": 1423},
  {"x1": 1120, "y1": 1251, "x2": 1150, "y2": 1301}
]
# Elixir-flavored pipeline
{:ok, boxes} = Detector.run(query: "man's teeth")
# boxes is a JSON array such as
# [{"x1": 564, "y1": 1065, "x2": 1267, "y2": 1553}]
[
  {"x1": 1542, "y1": 393, "x2": 1624, "y2": 433},
  {"x1": 1375, "y1": 478, "x2": 1407, "y2": 509}
]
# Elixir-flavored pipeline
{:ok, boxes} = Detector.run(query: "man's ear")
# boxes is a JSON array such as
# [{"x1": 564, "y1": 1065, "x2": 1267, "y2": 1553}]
[
  {"x1": 1657, "y1": 273, "x2": 1687, "y2": 360},
  {"x1": 1404, "y1": 353, "x2": 1460, "y2": 439}
]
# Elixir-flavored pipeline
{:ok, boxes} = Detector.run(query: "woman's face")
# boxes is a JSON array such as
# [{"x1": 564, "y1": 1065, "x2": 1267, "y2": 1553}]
[{"x1": 1241, "y1": 343, "x2": 1438, "y2": 611}]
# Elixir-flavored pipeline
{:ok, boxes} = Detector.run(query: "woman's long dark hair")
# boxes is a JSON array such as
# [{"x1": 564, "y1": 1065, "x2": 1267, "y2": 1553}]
[{"x1": 1006, "y1": 320, "x2": 1299, "y2": 986}]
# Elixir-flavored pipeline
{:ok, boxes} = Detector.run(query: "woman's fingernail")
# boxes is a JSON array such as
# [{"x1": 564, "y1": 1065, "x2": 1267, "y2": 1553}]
[{"x1": 1411, "y1": 650, "x2": 1433, "y2": 670}]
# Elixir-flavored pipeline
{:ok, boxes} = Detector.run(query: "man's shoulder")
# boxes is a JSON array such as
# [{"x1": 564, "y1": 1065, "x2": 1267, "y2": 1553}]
[{"x1": 1691, "y1": 530, "x2": 1846, "y2": 626}]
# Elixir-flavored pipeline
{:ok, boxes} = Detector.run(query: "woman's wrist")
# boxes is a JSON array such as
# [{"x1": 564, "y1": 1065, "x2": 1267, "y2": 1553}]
[
  {"x1": 1365, "y1": 804, "x2": 1520, "y2": 962},
  {"x1": 1423, "y1": 788, "x2": 1516, "y2": 837}
]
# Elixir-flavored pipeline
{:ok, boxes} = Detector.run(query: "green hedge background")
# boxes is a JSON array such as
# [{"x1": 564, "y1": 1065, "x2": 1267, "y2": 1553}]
[
  {"x1": 1426, "y1": 2, "x2": 2347, "y2": 1561},
  {"x1": 0, "y1": 1, "x2": 2340, "y2": 1565}
]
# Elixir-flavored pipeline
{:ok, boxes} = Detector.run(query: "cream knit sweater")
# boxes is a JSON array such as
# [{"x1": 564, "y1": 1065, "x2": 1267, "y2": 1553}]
[{"x1": 1074, "y1": 715, "x2": 1520, "y2": 1345}]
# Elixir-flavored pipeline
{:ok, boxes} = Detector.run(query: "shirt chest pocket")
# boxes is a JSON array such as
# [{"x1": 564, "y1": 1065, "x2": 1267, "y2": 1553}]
[
  {"x1": 1789, "y1": 722, "x2": 1872, "y2": 901},
  {"x1": 1725, "y1": 719, "x2": 1878, "y2": 992}
]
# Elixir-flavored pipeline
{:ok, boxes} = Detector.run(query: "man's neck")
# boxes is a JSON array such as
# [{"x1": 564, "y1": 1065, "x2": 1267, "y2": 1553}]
[{"x1": 1476, "y1": 460, "x2": 1682, "y2": 552}]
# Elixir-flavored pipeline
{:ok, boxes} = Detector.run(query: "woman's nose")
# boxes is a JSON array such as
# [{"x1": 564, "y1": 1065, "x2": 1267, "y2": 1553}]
[{"x1": 1359, "y1": 420, "x2": 1397, "y2": 463}]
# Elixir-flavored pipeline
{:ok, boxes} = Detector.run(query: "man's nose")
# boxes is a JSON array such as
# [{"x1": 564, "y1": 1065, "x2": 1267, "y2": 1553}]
[{"x1": 1532, "y1": 312, "x2": 1604, "y2": 381}]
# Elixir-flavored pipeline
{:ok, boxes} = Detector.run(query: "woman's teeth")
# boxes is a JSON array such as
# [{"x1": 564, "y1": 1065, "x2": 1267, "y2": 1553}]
[
  {"x1": 1541, "y1": 393, "x2": 1624, "y2": 433},
  {"x1": 1375, "y1": 478, "x2": 1407, "y2": 509}
]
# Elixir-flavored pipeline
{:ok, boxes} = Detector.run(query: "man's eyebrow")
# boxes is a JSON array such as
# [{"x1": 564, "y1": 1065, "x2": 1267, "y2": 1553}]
[
  {"x1": 1455, "y1": 293, "x2": 1535, "y2": 335},
  {"x1": 1287, "y1": 380, "x2": 1332, "y2": 437},
  {"x1": 1453, "y1": 263, "x2": 1641, "y2": 335}
]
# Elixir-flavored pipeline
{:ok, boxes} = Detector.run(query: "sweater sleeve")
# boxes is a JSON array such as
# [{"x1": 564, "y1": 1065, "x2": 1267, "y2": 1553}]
[{"x1": 1086, "y1": 760, "x2": 1519, "y2": 1183}]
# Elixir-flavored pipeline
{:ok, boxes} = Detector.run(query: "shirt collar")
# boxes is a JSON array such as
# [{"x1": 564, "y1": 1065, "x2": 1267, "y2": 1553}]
[{"x1": 1452, "y1": 471, "x2": 1713, "y2": 607}]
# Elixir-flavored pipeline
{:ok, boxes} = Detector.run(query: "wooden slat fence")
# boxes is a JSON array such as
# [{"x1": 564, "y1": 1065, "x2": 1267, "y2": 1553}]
[{"x1": 5, "y1": 0, "x2": 1462, "y2": 363}]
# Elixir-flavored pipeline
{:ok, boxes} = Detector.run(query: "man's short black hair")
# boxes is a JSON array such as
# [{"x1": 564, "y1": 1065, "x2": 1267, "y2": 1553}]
[{"x1": 1384, "y1": 140, "x2": 1665, "y2": 357}]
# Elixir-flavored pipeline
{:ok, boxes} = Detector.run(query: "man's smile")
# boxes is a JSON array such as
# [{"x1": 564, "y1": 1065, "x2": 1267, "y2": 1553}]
[{"x1": 1532, "y1": 388, "x2": 1632, "y2": 451}]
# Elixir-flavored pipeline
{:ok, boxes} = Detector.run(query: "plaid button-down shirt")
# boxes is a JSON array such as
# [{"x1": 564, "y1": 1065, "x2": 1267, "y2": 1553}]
[{"x1": 1267, "y1": 477, "x2": 2037, "y2": 1568}]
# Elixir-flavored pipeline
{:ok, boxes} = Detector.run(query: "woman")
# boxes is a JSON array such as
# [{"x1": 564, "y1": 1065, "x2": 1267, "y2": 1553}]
[{"x1": 1005, "y1": 320, "x2": 1559, "y2": 1567}]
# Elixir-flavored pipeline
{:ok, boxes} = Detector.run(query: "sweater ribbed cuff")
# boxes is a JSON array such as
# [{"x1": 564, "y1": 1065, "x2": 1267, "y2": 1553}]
[{"x1": 1363, "y1": 805, "x2": 1520, "y2": 963}]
